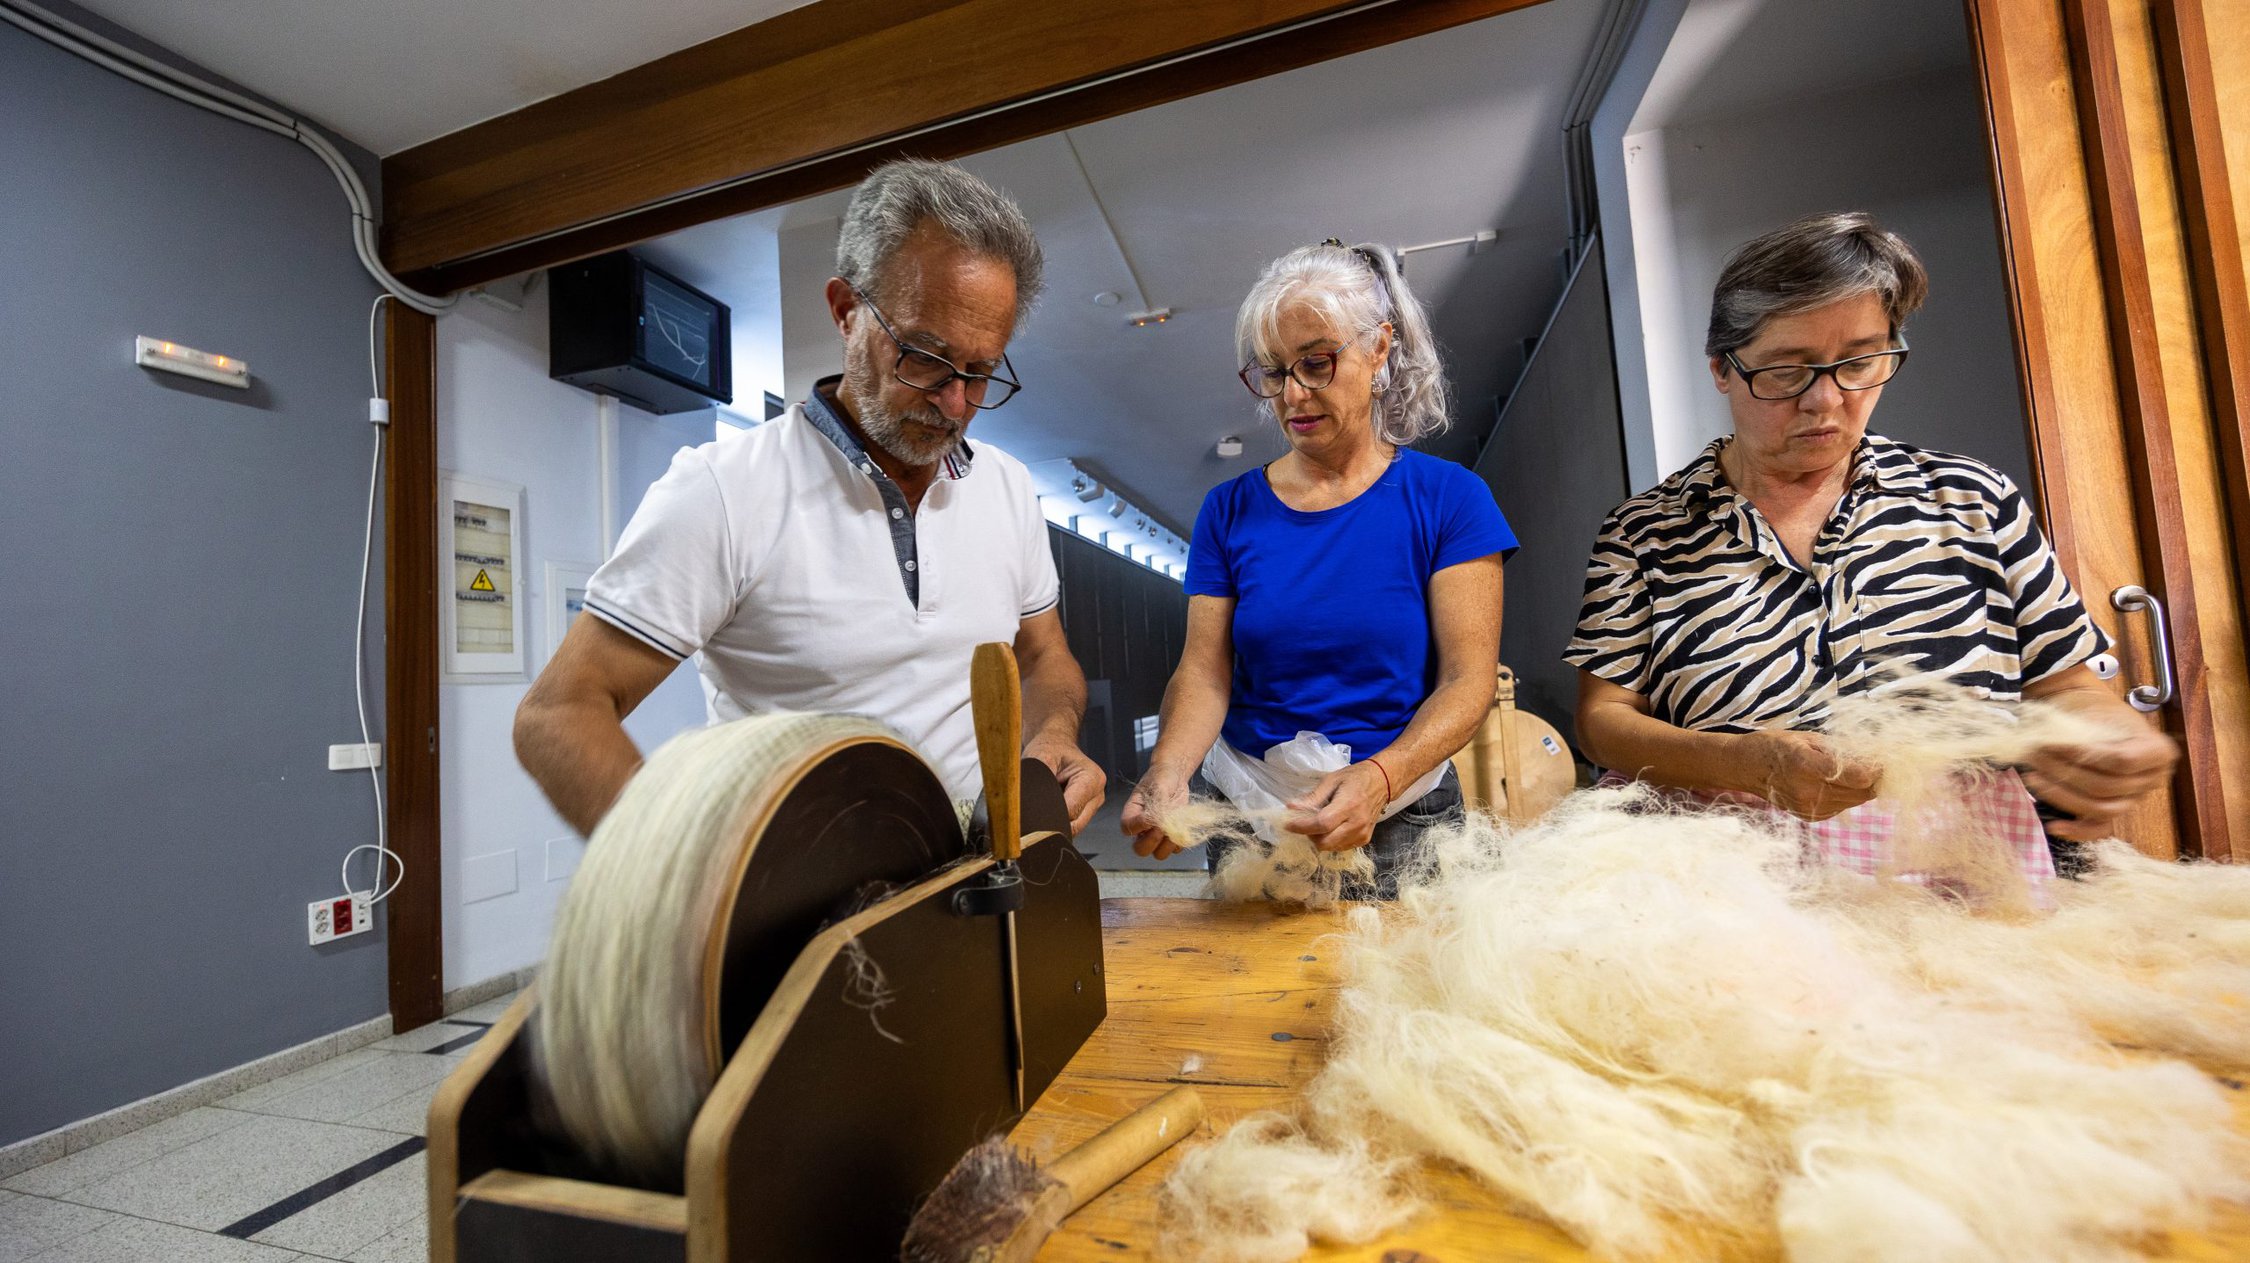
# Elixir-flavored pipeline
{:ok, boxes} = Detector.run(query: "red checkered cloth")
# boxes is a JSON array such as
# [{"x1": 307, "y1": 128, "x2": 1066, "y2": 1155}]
[{"x1": 1595, "y1": 769, "x2": 2056, "y2": 891}]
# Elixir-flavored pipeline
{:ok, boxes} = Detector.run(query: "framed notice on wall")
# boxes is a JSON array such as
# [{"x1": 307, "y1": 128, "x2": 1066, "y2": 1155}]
[{"x1": 441, "y1": 473, "x2": 527, "y2": 681}]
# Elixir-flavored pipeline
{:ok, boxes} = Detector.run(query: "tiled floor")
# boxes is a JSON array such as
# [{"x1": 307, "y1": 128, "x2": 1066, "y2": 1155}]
[
  {"x1": 0, "y1": 998, "x2": 513, "y2": 1263},
  {"x1": 0, "y1": 866, "x2": 1201, "y2": 1262}
]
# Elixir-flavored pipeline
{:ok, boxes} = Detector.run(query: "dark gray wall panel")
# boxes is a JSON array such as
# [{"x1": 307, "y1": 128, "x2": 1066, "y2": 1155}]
[
  {"x1": 0, "y1": 20, "x2": 388, "y2": 1144},
  {"x1": 1477, "y1": 239, "x2": 1628, "y2": 733}
]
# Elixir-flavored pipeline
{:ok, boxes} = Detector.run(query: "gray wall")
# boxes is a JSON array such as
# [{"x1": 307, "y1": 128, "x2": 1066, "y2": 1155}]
[
  {"x1": 0, "y1": 19, "x2": 388, "y2": 1144},
  {"x1": 1477, "y1": 240, "x2": 1629, "y2": 730},
  {"x1": 1645, "y1": 67, "x2": 2033, "y2": 490}
]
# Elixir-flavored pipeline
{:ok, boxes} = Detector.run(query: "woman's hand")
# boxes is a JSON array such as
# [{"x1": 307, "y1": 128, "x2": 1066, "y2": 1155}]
[
  {"x1": 2022, "y1": 727, "x2": 2178, "y2": 841},
  {"x1": 1123, "y1": 774, "x2": 1193, "y2": 861},
  {"x1": 1736, "y1": 730, "x2": 1880, "y2": 820},
  {"x1": 1282, "y1": 761, "x2": 1390, "y2": 852}
]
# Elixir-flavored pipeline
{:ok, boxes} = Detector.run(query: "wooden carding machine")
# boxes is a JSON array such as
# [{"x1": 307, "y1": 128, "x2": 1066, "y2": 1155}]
[{"x1": 426, "y1": 645, "x2": 1108, "y2": 1260}]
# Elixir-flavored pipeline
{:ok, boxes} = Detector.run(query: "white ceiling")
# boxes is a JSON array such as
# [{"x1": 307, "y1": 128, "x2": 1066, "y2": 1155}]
[
  {"x1": 62, "y1": 0, "x2": 1976, "y2": 535},
  {"x1": 1633, "y1": 0, "x2": 1972, "y2": 133},
  {"x1": 62, "y1": 0, "x2": 816, "y2": 153},
  {"x1": 655, "y1": 0, "x2": 1617, "y2": 533}
]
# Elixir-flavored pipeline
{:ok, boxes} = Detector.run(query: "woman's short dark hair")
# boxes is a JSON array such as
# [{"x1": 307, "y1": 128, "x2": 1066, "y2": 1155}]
[{"x1": 1704, "y1": 212, "x2": 1929, "y2": 358}]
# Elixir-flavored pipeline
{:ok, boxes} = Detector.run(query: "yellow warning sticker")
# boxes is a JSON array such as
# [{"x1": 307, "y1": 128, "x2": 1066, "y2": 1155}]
[{"x1": 470, "y1": 569, "x2": 496, "y2": 592}]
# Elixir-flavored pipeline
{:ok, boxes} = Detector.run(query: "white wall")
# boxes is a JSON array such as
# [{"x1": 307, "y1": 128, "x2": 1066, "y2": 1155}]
[
  {"x1": 435, "y1": 286, "x2": 709, "y2": 987},
  {"x1": 1619, "y1": 65, "x2": 2034, "y2": 489},
  {"x1": 779, "y1": 216, "x2": 844, "y2": 407}
]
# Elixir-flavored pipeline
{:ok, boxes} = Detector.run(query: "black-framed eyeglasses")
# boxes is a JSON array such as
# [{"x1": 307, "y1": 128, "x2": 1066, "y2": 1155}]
[
  {"x1": 851, "y1": 285, "x2": 1021, "y2": 410},
  {"x1": 1238, "y1": 330, "x2": 1370, "y2": 399},
  {"x1": 1722, "y1": 344, "x2": 1910, "y2": 401}
]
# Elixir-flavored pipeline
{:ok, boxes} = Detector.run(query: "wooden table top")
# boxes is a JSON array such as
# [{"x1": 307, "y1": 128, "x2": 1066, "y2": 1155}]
[{"x1": 1010, "y1": 897, "x2": 2250, "y2": 1262}]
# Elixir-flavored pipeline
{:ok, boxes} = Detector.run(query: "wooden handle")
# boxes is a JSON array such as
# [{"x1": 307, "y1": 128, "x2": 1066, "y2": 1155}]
[
  {"x1": 1497, "y1": 665, "x2": 1527, "y2": 824},
  {"x1": 996, "y1": 1087, "x2": 1205, "y2": 1261},
  {"x1": 971, "y1": 642, "x2": 1023, "y2": 862}
]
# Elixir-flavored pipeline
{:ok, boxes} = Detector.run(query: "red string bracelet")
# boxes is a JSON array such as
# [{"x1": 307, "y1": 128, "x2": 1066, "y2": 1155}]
[{"x1": 1366, "y1": 754, "x2": 1395, "y2": 804}]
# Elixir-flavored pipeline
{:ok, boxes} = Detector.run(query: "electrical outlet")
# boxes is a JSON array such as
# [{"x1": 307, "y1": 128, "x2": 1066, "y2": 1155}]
[
  {"x1": 308, "y1": 893, "x2": 374, "y2": 945},
  {"x1": 328, "y1": 743, "x2": 383, "y2": 770}
]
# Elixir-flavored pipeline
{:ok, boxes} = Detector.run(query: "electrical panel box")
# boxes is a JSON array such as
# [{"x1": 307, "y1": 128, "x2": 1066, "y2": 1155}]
[{"x1": 549, "y1": 251, "x2": 733, "y2": 415}]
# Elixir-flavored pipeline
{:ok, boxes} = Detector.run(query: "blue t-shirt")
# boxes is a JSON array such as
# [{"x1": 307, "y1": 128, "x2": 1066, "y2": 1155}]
[{"x1": 1185, "y1": 449, "x2": 1518, "y2": 760}]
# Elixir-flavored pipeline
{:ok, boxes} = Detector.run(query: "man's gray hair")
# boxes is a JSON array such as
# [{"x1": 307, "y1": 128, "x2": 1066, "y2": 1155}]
[
  {"x1": 1705, "y1": 211, "x2": 1929, "y2": 357},
  {"x1": 835, "y1": 158, "x2": 1045, "y2": 330},
  {"x1": 1234, "y1": 240, "x2": 1452, "y2": 446}
]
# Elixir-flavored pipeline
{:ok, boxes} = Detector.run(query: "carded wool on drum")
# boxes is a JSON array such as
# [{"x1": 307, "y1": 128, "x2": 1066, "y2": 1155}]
[
  {"x1": 1156, "y1": 798, "x2": 1375, "y2": 907},
  {"x1": 1159, "y1": 684, "x2": 2250, "y2": 1262},
  {"x1": 534, "y1": 712, "x2": 914, "y2": 1187}
]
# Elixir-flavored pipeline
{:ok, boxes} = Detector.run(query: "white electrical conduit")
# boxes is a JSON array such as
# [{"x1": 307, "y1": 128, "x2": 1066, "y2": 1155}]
[
  {"x1": 0, "y1": 0, "x2": 454, "y2": 315},
  {"x1": 349, "y1": 294, "x2": 405, "y2": 904},
  {"x1": 597, "y1": 395, "x2": 620, "y2": 562}
]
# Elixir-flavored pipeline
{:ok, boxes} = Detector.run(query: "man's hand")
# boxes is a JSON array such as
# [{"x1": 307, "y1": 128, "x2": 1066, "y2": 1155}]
[
  {"x1": 1122, "y1": 773, "x2": 1193, "y2": 861},
  {"x1": 2023, "y1": 727, "x2": 2178, "y2": 841},
  {"x1": 1282, "y1": 761, "x2": 1390, "y2": 852},
  {"x1": 1024, "y1": 734, "x2": 1104, "y2": 836},
  {"x1": 1735, "y1": 730, "x2": 1881, "y2": 821}
]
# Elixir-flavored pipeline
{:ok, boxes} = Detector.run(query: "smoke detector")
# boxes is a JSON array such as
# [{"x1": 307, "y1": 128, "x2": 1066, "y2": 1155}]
[{"x1": 1215, "y1": 435, "x2": 1244, "y2": 458}]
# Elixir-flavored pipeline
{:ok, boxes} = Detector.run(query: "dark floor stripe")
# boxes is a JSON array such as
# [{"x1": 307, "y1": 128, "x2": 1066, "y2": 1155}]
[
  {"x1": 423, "y1": 1029, "x2": 487, "y2": 1055},
  {"x1": 218, "y1": 1135, "x2": 426, "y2": 1239}
]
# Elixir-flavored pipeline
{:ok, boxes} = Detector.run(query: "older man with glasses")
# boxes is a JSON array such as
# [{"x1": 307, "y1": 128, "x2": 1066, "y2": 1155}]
[{"x1": 516, "y1": 158, "x2": 1103, "y2": 836}]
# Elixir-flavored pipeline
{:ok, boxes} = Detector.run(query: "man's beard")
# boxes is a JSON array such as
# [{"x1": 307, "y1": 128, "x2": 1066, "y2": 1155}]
[{"x1": 840, "y1": 359, "x2": 964, "y2": 469}]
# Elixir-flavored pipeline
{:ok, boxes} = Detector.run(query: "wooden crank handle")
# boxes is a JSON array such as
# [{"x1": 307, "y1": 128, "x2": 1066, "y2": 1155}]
[
  {"x1": 971, "y1": 642, "x2": 1023, "y2": 863},
  {"x1": 996, "y1": 1087, "x2": 1206, "y2": 1261}
]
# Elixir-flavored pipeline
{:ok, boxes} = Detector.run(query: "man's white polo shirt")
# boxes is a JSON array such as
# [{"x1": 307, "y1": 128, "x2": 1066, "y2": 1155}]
[{"x1": 583, "y1": 392, "x2": 1058, "y2": 802}]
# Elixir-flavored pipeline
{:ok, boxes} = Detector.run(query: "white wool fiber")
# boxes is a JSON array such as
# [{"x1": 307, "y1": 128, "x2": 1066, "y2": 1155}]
[
  {"x1": 1160, "y1": 683, "x2": 2250, "y2": 1261},
  {"x1": 1819, "y1": 672, "x2": 2120, "y2": 906},
  {"x1": 1157, "y1": 798, "x2": 1375, "y2": 907},
  {"x1": 1157, "y1": 1114, "x2": 1418, "y2": 1261},
  {"x1": 535, "y1": 711, "x2": 912, "y2": 1187}
]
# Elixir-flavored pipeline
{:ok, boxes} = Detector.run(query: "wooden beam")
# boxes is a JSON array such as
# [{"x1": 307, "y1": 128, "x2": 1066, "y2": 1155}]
[
  {"x1": 383, "y1": 301, "x2": 444, "y2": 1028},
  {"x1": 380, "y1": 0, "x2": 1545, "y2": 292},
  {"x1": 2062, "y1": 0, "x2": 2229, "y2": 859}
]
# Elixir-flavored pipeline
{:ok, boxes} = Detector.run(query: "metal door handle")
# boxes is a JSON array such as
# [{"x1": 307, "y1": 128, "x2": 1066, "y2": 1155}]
[{"x1": 2110, "y1": 585, "x2": 2175, "y2": 712}]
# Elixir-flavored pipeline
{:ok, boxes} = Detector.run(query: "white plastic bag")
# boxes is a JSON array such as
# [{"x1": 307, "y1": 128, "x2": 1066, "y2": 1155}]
[{"x1": 1200, "y1": 731, "x2": 1447, "y2": 844}]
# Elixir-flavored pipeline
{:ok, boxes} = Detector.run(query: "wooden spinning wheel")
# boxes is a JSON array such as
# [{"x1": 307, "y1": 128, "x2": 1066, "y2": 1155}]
[{"x1": 430, "y1": 658, "x2": 1107, "y2": 1262}]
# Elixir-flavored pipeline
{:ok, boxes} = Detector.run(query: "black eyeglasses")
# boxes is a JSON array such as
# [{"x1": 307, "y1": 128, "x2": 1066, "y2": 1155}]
[
  {"x1": 1238, "y1": 330, "x2": 1370, "y2": 399},
  {"x1": 1722, "y1": 344, "x2": 1910, "y2": 400},
  {"x1": 851, "y1": 285, "x2": 1021, "y2": 410}
]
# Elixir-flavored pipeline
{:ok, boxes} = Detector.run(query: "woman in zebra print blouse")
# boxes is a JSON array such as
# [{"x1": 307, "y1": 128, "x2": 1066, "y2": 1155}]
[{"x1": 1564, "y1": 213, "x2": 2173, "y2": 864}]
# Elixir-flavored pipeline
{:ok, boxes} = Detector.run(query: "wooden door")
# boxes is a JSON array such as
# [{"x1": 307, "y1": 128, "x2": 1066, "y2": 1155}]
[{"x1": 1967, "y1": 0, "x2": 2250, "y2": 859}]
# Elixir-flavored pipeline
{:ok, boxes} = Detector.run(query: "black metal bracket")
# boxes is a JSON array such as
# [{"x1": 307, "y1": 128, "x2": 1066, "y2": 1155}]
[{"x1": 950, "y1": 864, "x2": 1025, "y2": 917}]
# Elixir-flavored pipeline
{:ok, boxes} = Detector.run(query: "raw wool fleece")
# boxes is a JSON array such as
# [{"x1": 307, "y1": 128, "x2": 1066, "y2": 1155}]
[
  {"x1": 535, "y1": 711, "x2": 918, "y2": 1187},
  {"x1": 1159, "y1": 690, "x2": 2250, "y2": 1262},
  {"x1": 1156, "y1": 800, "x2": 1375, "y2": 906}
]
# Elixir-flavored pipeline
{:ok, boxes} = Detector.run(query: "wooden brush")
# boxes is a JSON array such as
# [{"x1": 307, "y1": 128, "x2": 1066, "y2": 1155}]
[{"x1": 900, "y1": 1086, "x2": 1206, "y2": 1263}]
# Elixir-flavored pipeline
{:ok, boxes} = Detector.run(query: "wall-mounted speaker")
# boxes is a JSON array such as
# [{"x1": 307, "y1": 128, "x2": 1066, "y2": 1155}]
[{"x1": 549, "y1": 251, "x2": 732, "y2": 415}]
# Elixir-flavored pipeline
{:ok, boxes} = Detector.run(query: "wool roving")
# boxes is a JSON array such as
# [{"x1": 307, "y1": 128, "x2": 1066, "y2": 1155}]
[
  {"x1": 1154, "y1": 798, "x2": 1376, "y2": 907},
  {"x1": 1159, "y1": 686, "x2": 2249, "y2": 1261}
]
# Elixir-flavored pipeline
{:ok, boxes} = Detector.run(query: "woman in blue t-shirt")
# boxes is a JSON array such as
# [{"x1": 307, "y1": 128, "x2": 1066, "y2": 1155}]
[{"x1": 1120, "y1": 239, "x2": 1518, "y2": 896}]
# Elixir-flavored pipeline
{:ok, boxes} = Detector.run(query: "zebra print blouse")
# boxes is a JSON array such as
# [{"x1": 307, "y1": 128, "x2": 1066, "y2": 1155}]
[{"x1": 1563, "y1": 434, "x2": 2104, "y2": 734}]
